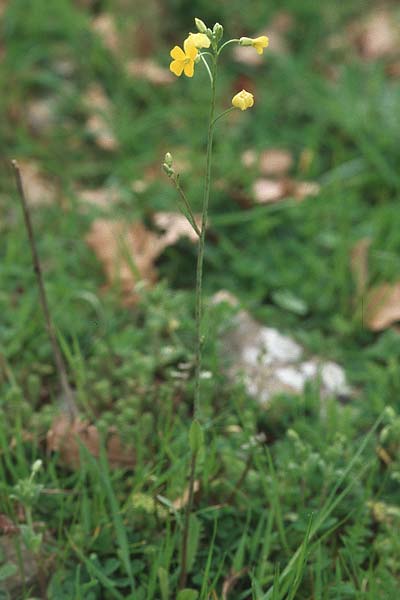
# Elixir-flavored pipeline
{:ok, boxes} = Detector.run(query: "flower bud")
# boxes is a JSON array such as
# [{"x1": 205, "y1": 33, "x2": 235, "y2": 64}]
[
  {"x1": 162, "y1": 163, "x2": 174, "y2": 177},
  {"x1": 164, "y1": 152, "x2": 173, "y2": 167},
  {"x1": 195, "y1": 18, "x2": 207, "y2": 34},
  {"x1": 213, "y1": 22, "x2": 224, "y2": 42},
  {"x1": 32, "y1": 459, "x2": 43, "y2": 475}
]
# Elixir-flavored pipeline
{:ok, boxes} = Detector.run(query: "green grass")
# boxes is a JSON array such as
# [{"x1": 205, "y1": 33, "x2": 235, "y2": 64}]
[{"x1": 1, "y1": 0, "x2": 400, "y2": 597}]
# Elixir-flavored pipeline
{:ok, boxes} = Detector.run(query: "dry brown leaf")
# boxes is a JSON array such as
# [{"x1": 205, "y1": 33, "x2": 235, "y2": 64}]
[
  {"x1": 84, "y1": 84, "x2": 118, "y2": 151},
  {"x1": 386, "y1": 59, "x2": 400, "y2": 78},
  {"x1": 365, "y1": 282, "x2": 400, "y2": 331},
  {"x1": 47, "y1": 415, "x2": 134, "y2": 469},
  {"x1": 252, "y1": 178, "x2": 287, "y2": 203},
  {"x1": 241, "y1": 149, "x2": 258, "y2": 168},
  {"x1": 355, "y1": 10, "x2": 400, "y2": 60},
  {"x1": 350, "y1": 238, "x2": 371, "y2": 299},
  {"x1": 78, "y1": 187, "x2": 120, "y2": 210},
  {"x1": 17, "y1": 160, "x2": 57, "y2": 207},
  {"x1": 172, "y1": 480, "x2": 200, "y2": 510},
  {"x1": 87, "y1": 215, "x2": 199, "y2": 304},
  {"x1": 86, "y1": 219, "x2": 163, "y2": 303},
  {"x1": 131, "y1": 179, "x2": 149, "y2": 194},
  {"x1": 291, "y1": 180, "x2": 320, "y2": 200},
  {"x1": 222, "y1": 568, "x2": 249, "y2": 600},
  {"x1": 92, "y1": 13, "x2": 119, "y2": 54},
  {"x1": 0, "y1": 514, "x2": 19, "y2": 535},
  {"x1": 259, "y1": 149, "x2": 293, "y2": 176},
  {"x1": 27, "y1": 98, "x2": 56, "y2": 135},
  {"x1": 153, "y1": 211, "x2": 200, "y2": 245},
  {"x1": 86, "y1": 114, "x2": 118, "y2": 151},
  {"x1": 126, "y1": 59, "x2": 174, "y2": 85}
]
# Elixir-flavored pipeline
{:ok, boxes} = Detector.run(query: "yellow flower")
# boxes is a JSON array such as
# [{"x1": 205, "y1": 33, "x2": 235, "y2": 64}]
[
  {"x1": 252, "y1": 35, "x2": 269, "y2": 54},
  {"x1": 232, "y1": 89, "x2": 254, "y2": 111},
  {"x1": 170, "y1": 38, "x2": 198, "y2": 78},
  {"x1": 185, "y1": 32, "x2": 211, "y2": 49},
  {"x1": 239, "y1": 35, "x2": 269, "y2": 55}
]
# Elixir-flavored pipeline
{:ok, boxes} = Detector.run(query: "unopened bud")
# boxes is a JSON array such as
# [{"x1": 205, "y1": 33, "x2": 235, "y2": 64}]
[
  {"x1": 32, "y1": 459, "x2": 43, "y2": 475},
  {"x1": 195, "y1": 18, "x2": 207, "y2": 34},
  {"x1": 162, "y1": 163, "x2": 174, "y2": 177},
  {"x1": 213, "y1": 22, "x2": 223, "y2": 42},
  {"x1": 164, "y1": 152, "x2": 173, "y2": 167},
  {"x1": 239, "y1": 37, "x2": 253, "y2": 47}
]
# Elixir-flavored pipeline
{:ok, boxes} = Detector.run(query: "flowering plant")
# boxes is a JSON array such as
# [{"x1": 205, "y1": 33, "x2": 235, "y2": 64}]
[{"x1": 163, "y1": 18, "x2": 269, "y2": 590}]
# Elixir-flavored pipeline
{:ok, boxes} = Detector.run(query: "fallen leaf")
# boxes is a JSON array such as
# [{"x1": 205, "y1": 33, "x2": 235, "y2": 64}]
[
  {"x1": 153, "y1": 211, "x2": 200, "y2": 245},
  {"x1": 47, "y1": 415, "x2": 135, "y2": 469},
  {"x1": 78, "y1": 187, "x2": 121, "y2": 210},
  {"x1": 16, "y1": 160, "x2": 57, "y2": 207},
  {"x1": 291, "y1": 180, "x2": 320, "y2": 200},
  {"x1": 92, "y1": 13, "x2": 119, "y2": 54},
  {"x1": 386, "y1": 60, "x2": 400, "y2": 78},
  {"x1": 241, "y1": 149, "x2": 258, "y2": 168},
  {"x1": 350, "y1": 238, "x2": 371, "y2": 299},
  {"x1": 131, "y1": 179, "x2": 149, "y2": 194},
  {"x1": 84, "y1": 84, "x2": 118, "y2": 151},
  {"x1": 0, "y1": 515, "x2": 19, "y2": 535},
  {"x1": 86, "y1": 214, "x2": 198, "y2": 304},
  {"x1": 365, "y1": 282, "x2": 400, "y2": 331},
  {"x1": 354, "y1": 10, "x2": 400, "y2": 60},
  {"x1": 86, "y1": 114, "x2": 118, "y2": 151},
  {"x1": 126, "y1": 59, "x2": 174, "y2": 85},
  {"x1": 252, "y1": 178, "x2": 287, "y2": 203},
  {"x1": 86, "y1": 219, "x2": 163, "y2": 303},
  {"x1": 259, "y1": 149, "x2": 293, "y2": 176},
  {"x1": 222, "y1": 568, "x2": 249, "y2": 600},
  {"x1": 26, "y1": 98, "x2": 56, "y2": 135}
]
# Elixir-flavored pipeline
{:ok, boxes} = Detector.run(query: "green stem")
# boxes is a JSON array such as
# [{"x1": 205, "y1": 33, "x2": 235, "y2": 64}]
[
  {"x1": 172, "y1": 175, "x2": 200, "y2": 237},
  {"x1": 194, "y1": 55, "x2": 217, "y2": 419},
  {"x1": 212, "y1": 106, "x2": 235, "y2": 127},
  {"x1": 178, "y1": 52, "x2": 218, "y2": 593},
  {"x1": 217, "y1": 38, "x2": 239, "y2": 55},
  {"x1": 199, "y1": 53, "x2": 213, "y2": 84},
  {"x1": 178, "y1": 450, "x2": 197, "y2": 590}
]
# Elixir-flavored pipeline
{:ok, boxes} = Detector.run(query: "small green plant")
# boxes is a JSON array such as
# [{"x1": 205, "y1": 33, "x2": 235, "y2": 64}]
[{"x1": 163, "y1": 17, "x2": 269, "y2": 590}]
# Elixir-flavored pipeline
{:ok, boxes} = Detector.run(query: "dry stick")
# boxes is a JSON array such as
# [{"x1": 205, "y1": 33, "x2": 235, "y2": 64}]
[{"x1": 11, "y1": 160, "x2": 77, "y2": 421}]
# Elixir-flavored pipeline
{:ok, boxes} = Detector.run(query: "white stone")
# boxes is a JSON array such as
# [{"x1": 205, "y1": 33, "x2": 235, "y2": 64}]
[{"x1": 259, "y1": 328, "x2": 303, "y2": 362}]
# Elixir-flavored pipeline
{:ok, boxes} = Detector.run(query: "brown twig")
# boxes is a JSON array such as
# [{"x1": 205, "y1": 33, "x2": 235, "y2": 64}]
[{"x1": 11, "y1": 160, "x2": 77, "y2": 421}]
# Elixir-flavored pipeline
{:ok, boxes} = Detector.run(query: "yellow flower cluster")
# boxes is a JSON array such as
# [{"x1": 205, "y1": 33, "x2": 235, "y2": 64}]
[{"x1": 169, "y1": 21, "x2": 269, "y2": 112}]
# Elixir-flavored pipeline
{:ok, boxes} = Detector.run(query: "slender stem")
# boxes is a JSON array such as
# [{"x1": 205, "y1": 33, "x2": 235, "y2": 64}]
[
  {"x1": 199, "y1": 53, "x2": 213, "y2": 84},
  {"x1": 178, "y1": 450, "x2": 197, "y2": 589},
  {"x1": 217, "y1": 38, "x2": 240, "y2": 55},
  {"x1": 194, "y1": 55, "x2": 217, "y2": 419},
  {"x1": 178, "y1": 52, "x2": 218, "y2": 593},
  {"x1": 172, "y1": 175, "x2": 200, "y2": 237},
  {"x1": 212, "y1": 106, "x2": 235, "y2": 127},
  {"x1": 11, "y1": 160, "x2": 77, "y2": 421}
]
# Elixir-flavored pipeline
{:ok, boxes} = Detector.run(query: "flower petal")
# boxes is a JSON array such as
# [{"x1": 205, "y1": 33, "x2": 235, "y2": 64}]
[
  {"x1": 186, "y1": 32, "x2": 211, "y2": 49},
  {"x1": 170, "y1": 45, "x2": 186, "y2": 60},
  {"x1": 170, "y1": 60, "x2": 184, "y2": 76},
  {"x1": 184, "y1": 38, "x2": 198, "y2": 59},
  {"x1": 183, "y1": 60, "x2": 195, "y2": 77}
]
